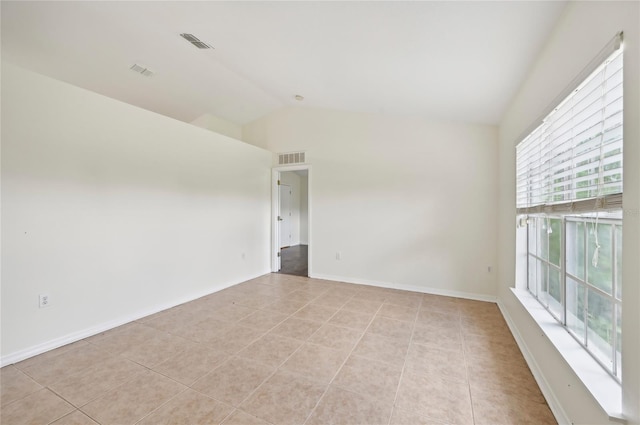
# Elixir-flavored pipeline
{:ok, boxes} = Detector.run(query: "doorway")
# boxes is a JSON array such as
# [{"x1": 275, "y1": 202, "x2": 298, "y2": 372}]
[{"x1": 272, "y1": 166, "x2": 310, "y2": 276}]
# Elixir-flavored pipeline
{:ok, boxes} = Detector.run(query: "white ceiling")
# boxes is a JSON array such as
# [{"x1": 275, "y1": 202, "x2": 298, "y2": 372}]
[{"x1": 1, "y1": 1, "x2": 566, "y2": 126}]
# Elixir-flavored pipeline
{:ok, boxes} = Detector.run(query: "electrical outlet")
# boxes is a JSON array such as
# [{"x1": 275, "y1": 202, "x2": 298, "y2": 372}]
[
  {"x1": 39, "y1": 294, "x2": 51, "y2": 308},
  {"x1": 336, "y1": 251, "x2": 341, "y2": 260},
  {"x1": 487, "y1": 266, "x2": 492, "y2": 273},
  {"x1": 241, "y1": 252, "x2": 246, "y2": 260}
]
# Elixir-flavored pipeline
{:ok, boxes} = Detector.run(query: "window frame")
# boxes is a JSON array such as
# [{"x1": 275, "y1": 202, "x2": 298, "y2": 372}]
[{"x1": 525, "y1": 214, "x2": 622, "y2": 381}]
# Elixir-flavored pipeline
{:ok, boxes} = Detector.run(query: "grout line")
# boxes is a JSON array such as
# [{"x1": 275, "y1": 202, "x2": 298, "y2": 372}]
[
  {"x1": 301, "y1": 296, "x2": 387, "y2": 425},
  {"x1": 215, "y1": 285, "x2": 349, "y2": 411},
  {"x1": 10, "y1": 277, "x2": 524, "y2": 425},
  {"x1": 388, "y1": 294, "x2": 422, "y2": 425},
  {"x1": 132, "y1": 385, "x2": 191, "y2": 425},
  {"x1": 460, "y1": 310, "x2": 478, "y2": 425}
]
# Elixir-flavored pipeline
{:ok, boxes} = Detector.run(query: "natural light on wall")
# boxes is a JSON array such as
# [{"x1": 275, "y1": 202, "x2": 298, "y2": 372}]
[{"x1": 515, "y1": 33, "x2": 623, "y2": 381}]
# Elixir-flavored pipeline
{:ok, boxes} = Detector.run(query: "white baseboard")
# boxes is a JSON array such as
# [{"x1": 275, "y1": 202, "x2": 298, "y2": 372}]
[
  {"x1": 309, "y1": 273, "x2": 497, "y2": 303},
  {"x1": 0, "y1": 270, "x2": 269, "y2": 367},
  {"x1": 497, "y1": 299, "x2": 571, "y2": 425}
]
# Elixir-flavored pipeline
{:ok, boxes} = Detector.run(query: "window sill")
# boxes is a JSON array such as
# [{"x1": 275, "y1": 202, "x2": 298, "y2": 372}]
[{"x1": 509, "y1": 288, "x2": 625, "y2": 423}]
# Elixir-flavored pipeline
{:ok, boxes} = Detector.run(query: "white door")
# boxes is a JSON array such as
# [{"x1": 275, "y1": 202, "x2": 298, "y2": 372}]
[{"x1": 279, "y1": 184, "x2": 292, "y2": 249}]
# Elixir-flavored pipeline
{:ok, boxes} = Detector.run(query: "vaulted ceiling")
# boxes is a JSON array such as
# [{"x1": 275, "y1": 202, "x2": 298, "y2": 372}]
[{"x1": 1, "y1": 1, "x2": 566, "y2": 126}]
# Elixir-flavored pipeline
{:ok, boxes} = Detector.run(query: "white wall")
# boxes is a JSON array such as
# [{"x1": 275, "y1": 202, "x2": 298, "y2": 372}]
[
  {"x1": 244, "y1": 108, "x2": 498, "y2": 299},
  {"x1": 190, "y1": 113, "x2": 243, "y2": 140},
  {"x1": 1, "y1": 63, "x2": 273, "y2": 362},
  {"x1": 280, "y1": 171, "x2": 302, "y2": 246},
  {"x1": 497, "y1": 2, "x2": 640, "y2": 424}
]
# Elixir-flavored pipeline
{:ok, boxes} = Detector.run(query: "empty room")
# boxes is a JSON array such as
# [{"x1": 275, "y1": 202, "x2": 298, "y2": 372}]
[{"x1": 1, "y1": 1, "x2": 639, "y2": 425}]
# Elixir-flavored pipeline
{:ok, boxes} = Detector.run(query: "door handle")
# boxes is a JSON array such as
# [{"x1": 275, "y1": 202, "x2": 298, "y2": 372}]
[{"x1": 277, "y1": 216, "x2": 283, "y2": 221}]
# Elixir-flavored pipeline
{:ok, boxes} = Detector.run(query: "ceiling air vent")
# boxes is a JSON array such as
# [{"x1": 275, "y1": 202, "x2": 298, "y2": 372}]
[
  {"x1": 278, "y1": 151, "x2": 306, "y2": 165},
  {"x1": 129, "y1": 64, "x2": 154, "y2": 77},
  {"x1": 180, "y1": 33, "x2": 213, "y2": 49}
]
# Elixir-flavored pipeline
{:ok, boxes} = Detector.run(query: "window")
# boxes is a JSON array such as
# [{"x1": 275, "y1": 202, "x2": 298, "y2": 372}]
[
  {"x1": 516, "y1": 36, "x2": 623, "y2": 380},
  {"x1": 526, "y1": 214, "x2": 622, "y2": 380}
]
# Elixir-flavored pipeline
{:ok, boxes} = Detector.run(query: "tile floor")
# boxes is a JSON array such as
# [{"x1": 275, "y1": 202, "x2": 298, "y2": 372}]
[{"x1": 0, "y1": 274, "x2": 557, "y2": 425}]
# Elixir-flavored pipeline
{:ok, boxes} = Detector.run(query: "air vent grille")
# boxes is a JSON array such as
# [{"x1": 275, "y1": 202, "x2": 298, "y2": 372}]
[
  {"x1": 278, "y1": 151, "x2": 306, "y2": 165},
  {"x1": 180, "y1": 33, "x2": 213, "y2": 49},
  {"x1": 130, "y1": 64, "x2": 154, "y2": 77}
]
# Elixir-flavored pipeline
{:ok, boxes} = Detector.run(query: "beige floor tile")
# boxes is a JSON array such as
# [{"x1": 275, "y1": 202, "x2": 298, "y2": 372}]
[
  {"x1": 384, "y1": 293, "x2": 422, "y2": 308},
  {"x1": 306, "y1": 386, "x2": 392, "y2": 425},
  {"x1": 390, "y1": 407, "x2": 448, "y2": 425},
  {"x1": 241, "y1": 370, "x2": 325, "y2": 425},
  {"x1": 352, "y1": 333, "x2": 409, "y2": 366},
  {"x1": 49, "y1": 356, "x2": 146, "y2": 407},
  {"x1": 284, "y1": 290, "x2": 320, "y2": 303},
  {"x1": 120, "y1": 332, "x2": 195, "y2": 368},
  {"x1": 234, "y1": 294, "x2": 280, "y2": 310},
  {"x1": 239, "y1": 310, "x2": 288, "y2": 330},
  {"x1": 378, "y1": 303, "x2": 418, "y2": 322},
  {"x1": 395, "y1": 371, "x2": 473, "y2": 424},
  {"x1": 269, "y1": 317, "x2": 323, "y2": 340},
  {"x1": 4, "y1": 276, "x2": 552, "y2": 425},
  {"x1": 458, "y1": 299, "x2": 499, "y2": 314},
  {"x1": 15, "y1": 341, "x2": 89, "y2": 370},
  {"x1": 18, "y1": 343, "x2": 113, "y2": 387},
  {"x1": 470, "y1": 393, "x2": 510, "y2": 425},
  {"x1": 324, "y1": 287, "x2": 361, "y2": 299},
  {"x1": 415, "y1": 309, "x2": 461, "y2": 331},
  {"x1": 262, "y1": 298, "x2": 308, "y2": 315},
  {"x1": 237, "y1": 334, "x2": 302, "y2": 367},
  {"x1": 311, "y1": 293, "x2": 350, "y2": 309},
  {"x1": 179, "y1": 318, "x2": 232, "y2": 343},
  {"x1": 1, "y1": 365, "x2": 43, "y2": 407},
  {"x1": 356, "y1": 289, "x2": 389, "y2": 303},
  {"x1": 422, "y1": 294, "x2": 461, "y2": 306},
  {"x1": 1, "y1": 388, "x2": 74, "y2": 425},
  {"x1": 421, "y1": 297, "x2": 461, "y2": 316},
  {"x1": 137, "y1": 388, "x2": 233, "y2": 425},
  {"x1": 84, "y1": 322, "x2": 159, "y2": 352},
  {"x1": 342, "y1": 298, "x2": 383, "y2": 314},
  {"x1": 296, "y1": 283, "x2": 330, "y2": 296},
  {"x1": 461, "y1": 320, "x2": 511, "y2": 339},
  {"x1": 472, "y1": 389, "x2": 556, "y2": 424},
  {"x1": 211, "y1": 304, "x2": 258, "y2": 322},
  {"x1": 80, "y1": 369, "x2": 185, "y2": 425},
  {"x1": 51, "y1": 410, "x2": 100, "y2": 425},
  {"x1": 332, "y1": 355, "x2": 402, "y2": 404},
  {"x1": 293, "y1": 304, "x2": 339, "y2": 322},
  {"x1": 191, "y1": 357, "x2": 274, "y2": 406},
  {"x1": 412, "y1": 322, "x2": 464, "y2": 352},
  {"x1": 141, "y1": 308, "x2": 203, "y2": 334},
  {"x1": 307, "y1": 324, "x2": 363, "y2": 351},
  {"x1": 328, "y1": 309, "x2": 375, "y2": 331},
  {"x1": 464, "y1": 330, "x2": 519, "y2": 348},
  {"x1": 152, "y1": 344, "x2": 228, "y2": 386},
  {"x1": 280, "y1": 343, "x2": 349, "y2": 384},
  {"x1": 506, "y1": 400, "x2": 557, "y2": 425},
  {"x1": 405, "y1": 343, "x2": 467, "y2": 383},
  {"x1": 204, "y1": 324, "x2": 266, "y2": 354},
  {"x1": 222, "y1": 410, "x2": 273, "y2": 425},
  {"x1": 367, "y1": 316, "x2": 413, "y2": 342},
  {"x1": 467, "y1": 359, "x2": 534, "y2": 387},
  {"x1": 469, "y1": 373, "x2": 546, "y2": 404}
]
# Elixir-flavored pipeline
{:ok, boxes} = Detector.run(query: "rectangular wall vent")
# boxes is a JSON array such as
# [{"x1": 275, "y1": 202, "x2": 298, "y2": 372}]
[
  {"x1": 278, "y1": 151, "x2": 306, "y2": 165},
  {"x1": 129, "y1": 64, "x2": 154, "y2": 77},
  {"x1": 180, "y1": 33, "x2": 213, "y2": 49}
]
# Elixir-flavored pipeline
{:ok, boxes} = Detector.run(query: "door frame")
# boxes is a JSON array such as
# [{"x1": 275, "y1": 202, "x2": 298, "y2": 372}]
[{"x1": 272, "y1": 165, "x2": 312, "y2": 274}]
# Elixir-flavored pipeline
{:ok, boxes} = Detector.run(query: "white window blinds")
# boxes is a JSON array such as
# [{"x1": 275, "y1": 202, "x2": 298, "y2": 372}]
[{"x1": 516, "y1": 36, "x2": 623, "y2": 215}]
